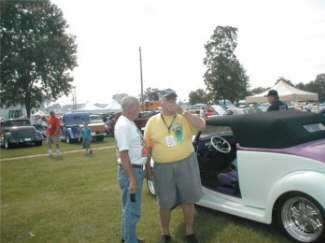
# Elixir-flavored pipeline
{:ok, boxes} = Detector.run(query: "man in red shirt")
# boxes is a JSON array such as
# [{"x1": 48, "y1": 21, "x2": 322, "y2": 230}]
[{"x1": 47, "y1": 111, "x2": 61, "y2": 157}]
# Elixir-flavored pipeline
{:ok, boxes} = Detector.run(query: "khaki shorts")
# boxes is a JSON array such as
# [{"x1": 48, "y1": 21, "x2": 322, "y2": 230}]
[
  {"x1": 153, "y1": 153, "x2": 203, "y2": 209},
  {"x1": 48, "y1": 135, "x2": 60, "y2": 144}
]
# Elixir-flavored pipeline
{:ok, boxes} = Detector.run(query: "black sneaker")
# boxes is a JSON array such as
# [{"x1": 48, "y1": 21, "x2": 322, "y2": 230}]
[
  {"x1": 160, "y1": 234, "x2": 172, "y2": 243},
  {"x1": 184, "y1": 234, "x2": 199, "y2": 243}
]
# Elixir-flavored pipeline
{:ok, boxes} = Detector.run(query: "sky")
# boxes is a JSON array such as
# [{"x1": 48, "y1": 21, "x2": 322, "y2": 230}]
[{"x1": 52, "y1": 0, "x2": 325, "y2": 104}]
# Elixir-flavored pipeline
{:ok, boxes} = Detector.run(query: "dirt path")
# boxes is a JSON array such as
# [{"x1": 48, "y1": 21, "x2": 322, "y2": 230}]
[{"x1": 0, "y1": 145, "x2": 115, "y2": 162}]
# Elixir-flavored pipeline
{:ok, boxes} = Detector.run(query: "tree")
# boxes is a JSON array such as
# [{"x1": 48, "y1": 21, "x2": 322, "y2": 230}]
[
  {"x1": 249, "y1": 87, "x2": 269, "y2": 96},
  {"x1": 203, "y1": 26, "x2": 249, "y2": 103},
  {"x1": 188, "y1": 89, "x2": 208, "y2": 105},
  {"x1": 296, "y1": 74, "x2": 325, "y2": 102},
  {"x1": 276, "y1": 77, "x2": 294, "y2": 86},
  {"x1": 143, "y1": 87, "x2": 159, "y2": 101},
  {"x1": 0, "y1": 0, "x2": 77, "y2": 118}
]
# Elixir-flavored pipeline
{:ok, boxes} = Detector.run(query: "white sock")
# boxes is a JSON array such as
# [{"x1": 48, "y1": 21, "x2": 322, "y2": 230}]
[{"x1": 48, "y1": 149, "x2": 52, "y2": 155}]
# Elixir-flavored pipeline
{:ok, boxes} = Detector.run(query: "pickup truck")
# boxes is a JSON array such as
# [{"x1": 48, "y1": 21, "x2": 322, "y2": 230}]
[{"x1": 61, "y1": 112, "x2": 106, "y2": 143}]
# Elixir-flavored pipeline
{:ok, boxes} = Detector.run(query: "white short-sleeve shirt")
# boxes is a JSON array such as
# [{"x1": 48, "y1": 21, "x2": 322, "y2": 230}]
[{"x1": 114, "y1": 115, "x2": 145, "y2": 165}]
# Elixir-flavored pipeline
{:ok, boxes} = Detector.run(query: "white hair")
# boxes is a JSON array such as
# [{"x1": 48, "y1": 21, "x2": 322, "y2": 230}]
[{"x1": 121, "y1": 96, "x2": 139, "y2": 110}]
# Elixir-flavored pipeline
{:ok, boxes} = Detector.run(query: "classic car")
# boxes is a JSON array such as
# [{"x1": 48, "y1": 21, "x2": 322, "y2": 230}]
[
  {"x1": 0, "y1": 119, "x2": 43, "y2": 148},
  {"x1": 147, "y1": 111, "x2": 325, "y2": 243},
  {"x1": 105, "y1": 111, "x2": 155, "y2": 136},
  {"x1": 61, "y1": 112, "x2": 106, "y2": 143}
]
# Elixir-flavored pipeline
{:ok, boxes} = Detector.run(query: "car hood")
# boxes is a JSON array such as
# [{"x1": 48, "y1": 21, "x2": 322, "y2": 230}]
[
  {"x1": 238, "y1": 139, "x2": 325, "y2": 163},
  {"x1": 5, "y1": 126, "x2": 35, "y2": 131}
]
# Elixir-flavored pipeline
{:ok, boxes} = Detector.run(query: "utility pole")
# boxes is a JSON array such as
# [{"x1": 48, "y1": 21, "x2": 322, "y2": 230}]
[
  {"x1": 72, "y1": 86, "x2": 77, "y2": 111},
  {"x1": 139, "y1": 46, "x2": 144, "y2": 107}
]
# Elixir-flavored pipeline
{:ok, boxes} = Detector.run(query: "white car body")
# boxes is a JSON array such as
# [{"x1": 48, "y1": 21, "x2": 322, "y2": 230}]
[{"x1": 197, "y1": 151, "x2": 325, "y2": 224}]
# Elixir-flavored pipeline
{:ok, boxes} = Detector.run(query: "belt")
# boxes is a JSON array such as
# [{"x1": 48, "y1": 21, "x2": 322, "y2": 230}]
[{"x1": 119, "y1": 164, "x2": 143, "y2": 169}]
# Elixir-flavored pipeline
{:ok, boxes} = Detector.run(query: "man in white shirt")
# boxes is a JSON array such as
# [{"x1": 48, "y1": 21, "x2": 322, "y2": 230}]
[{"x1": 115, "y1": 96, "x2": 147, "y2": 243}]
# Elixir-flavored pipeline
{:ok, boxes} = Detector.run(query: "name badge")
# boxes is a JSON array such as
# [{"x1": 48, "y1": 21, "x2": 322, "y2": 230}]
[{"x1": 166, "y1": 135, "x2": 176, "y2": 147}]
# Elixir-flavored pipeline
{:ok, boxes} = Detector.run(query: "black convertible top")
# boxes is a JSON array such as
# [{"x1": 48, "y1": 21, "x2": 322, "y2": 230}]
[{"x1": 207, "y1": 111, "x2": 325, "y2": 148}]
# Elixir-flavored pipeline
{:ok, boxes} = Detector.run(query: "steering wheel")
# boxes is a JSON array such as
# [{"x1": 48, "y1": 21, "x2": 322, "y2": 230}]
[{"x1": 210, "y1": 135, "x2": 231, "y2": 154}]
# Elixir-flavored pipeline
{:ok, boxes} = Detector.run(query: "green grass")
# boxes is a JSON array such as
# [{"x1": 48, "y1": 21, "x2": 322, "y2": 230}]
[
  {"x1": 0, "y1": 137, "x2": 114, "y2": 159},
  {"x1": 1, "y1": 149, "x2": 293, "y2": 242}
]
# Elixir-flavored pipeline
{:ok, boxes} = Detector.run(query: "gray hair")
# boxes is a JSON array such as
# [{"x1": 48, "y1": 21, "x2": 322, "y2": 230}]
[{"x1": 121, "y1": 96, "x2": 139, "y2": 110}]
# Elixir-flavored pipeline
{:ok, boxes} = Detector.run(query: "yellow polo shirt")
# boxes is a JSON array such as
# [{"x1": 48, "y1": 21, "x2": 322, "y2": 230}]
[{"x1": 144, "y1": 113, "x2": 199, "y2": 163}]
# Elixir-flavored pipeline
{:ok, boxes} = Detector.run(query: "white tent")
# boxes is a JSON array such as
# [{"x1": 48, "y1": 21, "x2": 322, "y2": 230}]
[
  {"x1": 78, "y1": 101, "x2": 121, "y2": 113},
  {"x1": 246, "y1": 80, "x2": 319, "y2": 103},
  {"x1": 105, "y1": 100, "x2": 121, "y2": 111}
]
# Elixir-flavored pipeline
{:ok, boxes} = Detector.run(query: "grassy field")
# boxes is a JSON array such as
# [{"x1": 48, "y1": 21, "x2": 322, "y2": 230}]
[{"x1": 1, "y1": 147, "x2": 293, "y2": 242}]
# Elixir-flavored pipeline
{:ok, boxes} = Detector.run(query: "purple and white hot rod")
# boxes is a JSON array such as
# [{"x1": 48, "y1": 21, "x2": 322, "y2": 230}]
[{"x1": 147, "y1": 111, "x2": 325, "y2": 243}]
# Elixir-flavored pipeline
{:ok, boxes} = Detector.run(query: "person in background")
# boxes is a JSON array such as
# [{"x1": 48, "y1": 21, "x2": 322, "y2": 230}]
[
  {"x1": 144, "y1": 89, "x2": 205, "y2": 243},
  {"x1": 115, "y1": 96, "x2": 147, "y2": 243},
  {"x1": 79, "y1": 121, "x2": 93, "y2": 155},
  {"x1": 47, "y1": 111, "x2": 61, "y2": 157},
  {"x1": 266, "y1": 90, "x2": 288, "y2": 111}
]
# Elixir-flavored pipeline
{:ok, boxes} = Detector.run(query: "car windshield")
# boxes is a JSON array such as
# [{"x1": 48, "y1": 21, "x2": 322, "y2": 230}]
[{"x1": 63, "y1": 114, "x2": 89, "y2": 125}]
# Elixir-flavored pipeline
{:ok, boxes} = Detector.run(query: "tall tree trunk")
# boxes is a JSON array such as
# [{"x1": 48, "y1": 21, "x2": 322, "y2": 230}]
[{"x1": 25, "y1": 92, "x2": 31, "y2": 119}]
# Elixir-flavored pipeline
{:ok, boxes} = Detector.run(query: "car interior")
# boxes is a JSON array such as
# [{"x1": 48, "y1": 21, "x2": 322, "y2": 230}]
[{"x1": 194, "y1": 125, "x2": 241, "y2": 198}]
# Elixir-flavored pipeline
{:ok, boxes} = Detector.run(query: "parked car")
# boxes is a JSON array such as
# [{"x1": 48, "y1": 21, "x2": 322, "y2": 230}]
[
  {"x1": 105, "y1": 111, "x2": 156, "y2": 137},
  {"x1": 206, "y1": 105, "x2": 232, "y2": 117},
  {"x1": 61, "y1": 112, "x2": 106, "y2": 143},
  {"x1": 0, "y1": 119, "x2": 43, "y2": 148},
  {"x1": 147, "y1": 111, "x2": 325, "y2": 243}
]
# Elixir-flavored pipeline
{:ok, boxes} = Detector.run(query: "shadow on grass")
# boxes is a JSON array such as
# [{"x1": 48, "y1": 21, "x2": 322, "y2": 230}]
[{"x1": 173, "y1": 206, "x2": 292, "y2": 243}]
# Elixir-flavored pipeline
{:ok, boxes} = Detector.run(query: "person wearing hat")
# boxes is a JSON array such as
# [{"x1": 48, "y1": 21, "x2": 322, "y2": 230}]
[
  {"x1": 266, "y1": 89, "x2": 288, "y2": 111},
  {"x1": 144, "y1": 89, "x2": 205, "y2": 243},
  {"x1": 115, "y1": 96, "x2": 146, "y2": 243}
]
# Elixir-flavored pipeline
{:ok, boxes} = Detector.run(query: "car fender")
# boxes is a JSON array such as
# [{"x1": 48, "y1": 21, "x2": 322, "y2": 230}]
[
  {"x1": 265, "y1": 170, "x2": 325, "y2": 223},
  {"x1": 65, "y1": 127, "x2": 74, "y2": 139}
]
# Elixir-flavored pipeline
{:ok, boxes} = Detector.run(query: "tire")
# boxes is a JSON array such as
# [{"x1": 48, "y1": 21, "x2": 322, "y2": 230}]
[
  {"x1": 96, "y1": 136, "x2": 104, "y2": 142},
  {"x1": 35, "y1": 141, "x2": 42, "y2": 146},
  {"x1": 146, "y1": 158, "x2": 156, "y2": 196},
  {"x1": 4, "y1": 139, "x2": 11, "y2": 149},
  {"x1": 66, "y1": 135, "x2": 71, "y2": 144},
  {"x1": 277, "y1": 192, "x2": 324, "y2": 243},
  {"x1": 147, "y1": 178, "x2": 156, "y2": 196}
]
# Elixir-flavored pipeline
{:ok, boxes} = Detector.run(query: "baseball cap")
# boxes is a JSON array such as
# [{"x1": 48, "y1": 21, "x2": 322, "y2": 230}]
[
  {"x1": 159, "y1": 89, "x2": 177, "y2": 99},
  {"x1": 265, "y1": 89, "x2": 279, "y2": 97}
]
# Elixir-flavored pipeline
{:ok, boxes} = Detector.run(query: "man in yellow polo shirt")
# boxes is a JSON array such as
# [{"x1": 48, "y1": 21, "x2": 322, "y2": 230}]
[{"x1": 144, "y1": 89, "x2": 205, "y2": 243}]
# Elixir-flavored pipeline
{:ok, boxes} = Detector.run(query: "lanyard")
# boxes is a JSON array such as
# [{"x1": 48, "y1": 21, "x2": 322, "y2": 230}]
[{"x1": 161, "y1": 114, "x2": 176, "y2": 134}]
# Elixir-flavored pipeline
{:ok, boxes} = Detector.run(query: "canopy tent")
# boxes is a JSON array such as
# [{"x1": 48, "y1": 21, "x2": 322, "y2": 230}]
[
  {"x1": 78, "y1": 101, "x2": 121, "y2": 113},
  {"x1": 246, "y1": 80, "x2": 319, "y2": 103},
  {"x1": 105, "y1": 99, "x2": 121, "y2": 111}
]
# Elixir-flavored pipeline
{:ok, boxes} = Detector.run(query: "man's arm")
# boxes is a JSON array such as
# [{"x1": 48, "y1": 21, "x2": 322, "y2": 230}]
[
  {"x1": 169, "y1": 103, "x2": 206, "y2": 131},
  {"x1": 119, "y1": 150, "x2": 137, "y2": 193},
  {"x1": 182, "y1": 111, "x2": 206, "y2": 131}
]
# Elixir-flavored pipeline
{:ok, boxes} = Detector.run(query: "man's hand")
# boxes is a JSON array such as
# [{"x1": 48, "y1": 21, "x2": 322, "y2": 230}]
[
  {"x1": 128, "y1": 176, "x2": 137, "y2": 194},
  {"x1": 168, "y1": 103, "x2": 183, "y2": 114}
]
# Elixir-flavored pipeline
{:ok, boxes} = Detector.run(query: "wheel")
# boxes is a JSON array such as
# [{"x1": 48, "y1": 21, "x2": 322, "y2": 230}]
[
  {"x1": 66, "y1": 135, "x2": 71, "y2": 144},
  {"x1": 4, "y1": 139, "x2": 11, "y2": 149},
  {"x1": 210, "y1": 135, "x2": 231, "y2": 154},
  {"x1": 147, "y1": 178, "x2": 156, "y2": 196},
  {"x1": 35, "y1": 141, "x2": 42, "y2": 146},
  {"x1": 278, "y1": 193, "x2": 324, "y2": 243},
  {"x1": 146, "y1": 158, "x2": 156, "y2": 196}
]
